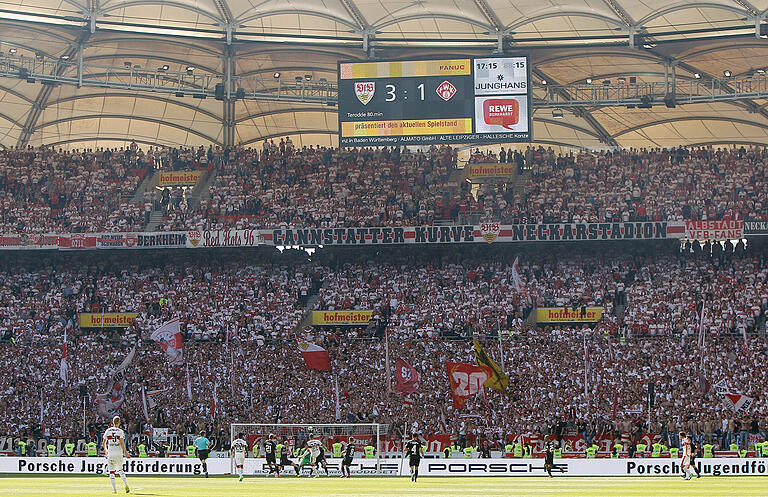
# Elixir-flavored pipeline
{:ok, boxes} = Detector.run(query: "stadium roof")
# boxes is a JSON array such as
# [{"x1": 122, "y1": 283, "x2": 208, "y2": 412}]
[{"x1": 1, "y1": 0, "x2": 768, "y2": 150}]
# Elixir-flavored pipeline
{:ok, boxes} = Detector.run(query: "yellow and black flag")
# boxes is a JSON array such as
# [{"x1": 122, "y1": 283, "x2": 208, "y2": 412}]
[{"x1": 473, "y1": 337, "x2": 510, "y2": 392}]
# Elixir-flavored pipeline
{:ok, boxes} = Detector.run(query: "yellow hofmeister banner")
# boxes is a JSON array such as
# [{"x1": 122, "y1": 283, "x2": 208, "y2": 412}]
[
  {"x1": 468, "y1": 163, "x2": 514, "y2": 179},
  {"x1": 158, "y1": 171, "x2": 203, "y2": 187},
  {"x1": 339, "y1": 59, "x2": 471, "y2": 79},
  {"x1": 312, "y1": 311, "x2": 373, "y2": 326},
  {"x1": 79, "y1": 313, "x2": 139, "y2": 328},
  {"x1": 537, "y1": 307, "x2": 604, "y2": 323}
]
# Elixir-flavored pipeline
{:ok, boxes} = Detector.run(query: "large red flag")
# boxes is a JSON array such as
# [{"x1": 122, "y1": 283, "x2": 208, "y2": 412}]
[
  {"x1": 395, "y1": 358, "x2": 420, "y2": 395},
  {"x1": 298, "y1": 339, "x2": 332, "y2": 371},
  {"x1": 445, "y1": 362, "x2": 493, "y2": 409}
]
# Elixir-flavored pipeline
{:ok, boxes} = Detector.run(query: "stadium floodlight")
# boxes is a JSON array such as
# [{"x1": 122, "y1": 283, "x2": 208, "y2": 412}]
[
  {"x1": 60, "y1": 55, "x2": 70, "y2": 60},
  {"x1": 273, "y1": 71, "x2": 281, "y2": 79},
  {"x1": 9, "y1": 48, "x2": 17, "y2": 54},
  {"x1": 124, "y1": 61, "x2": 132, "y2": 68},
  {"x1": 585, "y1": 78, "x2": 592, "y2": 84},
  {"x1": 723, "y1": 70, "x2": 732, "y2": 77},
  {"x1": 694, "y1": 73, "x2": 701, "y2": 79},
  {"x1": 304, "y1": 74, "x2": 312, "y2": 81},
  {"x1": 541, "y1": 79, "x2": 547, "y2": 85},
  {"x1": 159, "y1": 64, "x2": 169, "y2": 71},
  {"x1": 295, "y1": 76, "x2": 303, "y2": 82},
  {"x1": 617, "y1": 77, "x2": 626, "y2": 83},
  {"x1": 603, "y1": 79, "x2": 611, "y2": 86},
  {"x1": 186, "y1": 66, "x2": 194, "y2": 74},
  {"x1": 552, "y1": 109, "x2": 564, "y2": 119},
  {"x1": 757, "y1": 69, "x2": 766, "y2": 74}
]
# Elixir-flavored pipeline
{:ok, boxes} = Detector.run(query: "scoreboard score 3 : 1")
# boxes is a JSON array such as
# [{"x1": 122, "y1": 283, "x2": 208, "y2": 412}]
[{"x1": 337, "y1": 56, "x2": 531, "y2": 147}]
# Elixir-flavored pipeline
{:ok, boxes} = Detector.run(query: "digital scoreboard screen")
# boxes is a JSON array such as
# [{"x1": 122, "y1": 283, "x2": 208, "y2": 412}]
[{"x1": 337, "y1": 56, "x2": 531, "y2": 147}]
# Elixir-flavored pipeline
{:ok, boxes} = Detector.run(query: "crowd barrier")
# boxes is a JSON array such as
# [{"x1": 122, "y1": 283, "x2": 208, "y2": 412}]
[{"x1": 3, "y1": 457, "x2": 767, "y2": 477}]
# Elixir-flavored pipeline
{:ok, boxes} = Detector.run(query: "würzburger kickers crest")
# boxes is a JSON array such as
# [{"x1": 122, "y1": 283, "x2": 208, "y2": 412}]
[{"x1": 355, "y1": 82, "x2": 375, "y2": 105}]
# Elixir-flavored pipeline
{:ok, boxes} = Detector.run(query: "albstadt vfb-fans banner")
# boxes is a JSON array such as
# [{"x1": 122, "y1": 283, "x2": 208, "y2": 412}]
[{"x1": 0, "y1": 220, "x2": 758, "y2": 251}]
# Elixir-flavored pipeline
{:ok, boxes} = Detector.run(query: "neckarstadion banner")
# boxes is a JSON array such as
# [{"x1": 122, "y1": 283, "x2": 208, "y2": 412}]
[{"x1": 0, "y1": 219, "x2": 758, "y2": 251}]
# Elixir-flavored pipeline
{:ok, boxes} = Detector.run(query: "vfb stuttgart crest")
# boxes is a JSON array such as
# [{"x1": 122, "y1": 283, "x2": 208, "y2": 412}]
[
  {"x1": 355, "y1": 81, "x2": 375, "y2": 105},
  {"x1": 187, "y1": 230, "x2": 201, "y2": 247},
  {"x1": 480, "y1": 222, "x2": 501, "y2": 243},
  {"x1": 400, "y1": 366, "x2": 412, "y2": 382},
  {"x1": 436, "y1": 80, "x2": 457, "y2": 101}
]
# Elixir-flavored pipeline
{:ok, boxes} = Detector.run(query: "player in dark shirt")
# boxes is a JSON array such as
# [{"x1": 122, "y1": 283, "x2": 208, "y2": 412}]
[
  {"x1": 544, "y1": 438, "x2": 557, "y2": 478},
  {"x1": 341, "y1": 443, "x2": 355, "y2": 478},
  {"x1": 278, "y1": 439, "x2": 300, "y2": 476},
  {"x1": 404, "y1": 434, "x2": 425, "y2": 482},
  {"x1": 264, "y1": 434, "x2": 279, "y2": 476}
]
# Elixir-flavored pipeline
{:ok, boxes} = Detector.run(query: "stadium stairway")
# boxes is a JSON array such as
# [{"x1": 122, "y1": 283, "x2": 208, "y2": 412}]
[
  {"x1": 130, "y1": 169, "x2": 159, "y2": 205},
  {"x1": 185, "y1": 167, "x2": 217, "y2": 211}
]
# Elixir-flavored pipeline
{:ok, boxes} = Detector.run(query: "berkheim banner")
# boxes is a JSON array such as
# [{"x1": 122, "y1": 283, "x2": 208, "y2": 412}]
[
  {"x1": 311, "y1": 311, "x2": 373, "y2": 325},
  {"x1": 537, "y1": 307, "x2": 604, "y2": 323}
]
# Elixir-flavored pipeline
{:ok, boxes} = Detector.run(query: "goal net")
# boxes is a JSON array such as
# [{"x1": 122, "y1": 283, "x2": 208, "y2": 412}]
[{"x1": 230, "y1": 423, "x2": 386, "y2": 476}]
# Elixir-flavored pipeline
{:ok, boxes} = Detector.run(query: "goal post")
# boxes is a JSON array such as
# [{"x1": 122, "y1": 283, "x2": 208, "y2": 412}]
[{"x1": 230, "y1": 423, "x2": 386, "y2": 476}]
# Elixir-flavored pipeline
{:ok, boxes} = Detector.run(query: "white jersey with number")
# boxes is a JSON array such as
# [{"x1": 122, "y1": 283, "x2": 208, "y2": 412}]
[
  {"x1": 232, "y1": 439, "x2": 247, "y2": 464},
  {"x1": 307, "y1": 439, "x2": 322, "y2": 457},
  {"x1": 103, "y1": 427, "x2": 125, "y2": 471}
]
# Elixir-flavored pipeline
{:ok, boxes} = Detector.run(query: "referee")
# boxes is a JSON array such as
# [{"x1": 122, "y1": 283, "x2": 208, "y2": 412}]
[{"x1": 194, "y1": 431, "x2": 211, "y2": 478}]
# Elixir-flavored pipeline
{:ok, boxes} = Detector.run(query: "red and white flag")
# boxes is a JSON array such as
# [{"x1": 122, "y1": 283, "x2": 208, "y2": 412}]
[
  {"x1": 723, "y1": 392, "x2": 754, "y2": 414},
  {"x1": 297, "y1": 339, "x2": 331, "y2": 371},
  {"x1": 445, "y1": 362, "x2": 492, "y2": 409},
  {"x1": 511, "y1": 256, "x2": 524, "y2": 292},
  {"x1": 59, "y1": 318, "x2": 72, "y2": 383},
  {"x1": 395, "y1": 358, "x2": 420, "y2": 395},
  {"x1": 150, "y1": 317, "x2": 184, "y2": 366}
]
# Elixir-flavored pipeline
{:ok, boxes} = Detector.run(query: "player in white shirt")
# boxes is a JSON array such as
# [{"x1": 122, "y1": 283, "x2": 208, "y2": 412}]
[
  {"x1": 307, "y1": 438, "x2": 328, "y2": 477},
  {"x1": 680, "y1": 432, "x2": 693, "y2": 480},
  {"x1": 103, "y1": 416, "x2": 131, "y2": 494},
  {"x1": 230, "y1": 433, "x2": 248, "y2": 482}
]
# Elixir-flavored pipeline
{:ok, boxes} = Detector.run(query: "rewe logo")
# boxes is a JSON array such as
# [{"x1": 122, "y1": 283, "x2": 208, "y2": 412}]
[
  {"x1": 355, "y1": 82, "x2": 375, "y2": 105},
  {"x1": 436, "y1": 80, "x2": 457, "y2": 101}
]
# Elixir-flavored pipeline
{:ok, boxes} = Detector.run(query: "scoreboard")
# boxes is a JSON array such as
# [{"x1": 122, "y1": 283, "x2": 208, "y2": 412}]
[{"x1": 337, "y1": 56, "x2": 531, "y2": 147}]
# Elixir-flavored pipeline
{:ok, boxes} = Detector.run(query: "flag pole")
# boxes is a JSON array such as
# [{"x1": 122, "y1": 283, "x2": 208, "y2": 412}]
[
  {"x1": 497, "y1": 311, "x2": 505, "y2": 371},
  {"x1": 385, "y1": 330, "x2": 391, "y2": 394}
]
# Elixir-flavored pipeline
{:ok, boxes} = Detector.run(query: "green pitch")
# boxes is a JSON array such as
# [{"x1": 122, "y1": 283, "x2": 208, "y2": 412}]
[{"x1": 3, "y1": 475, "x2": 768, "y2": 497}]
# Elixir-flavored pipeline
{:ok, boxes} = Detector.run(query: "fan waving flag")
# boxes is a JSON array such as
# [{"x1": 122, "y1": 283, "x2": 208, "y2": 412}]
[
  {"x1": 150, "y1": 317, "x2": 184, "y2": 366},
  {"x1": 445, "y1": 362, "x2": 493, "y2": 409},
  {"x1": 395, "y1": 358, "x2": 420, "y2": 395},
  {"x1": 473, "y1": 338, "x2": 509, "y2": 392},
  {"x1": 511, "y1": 256, "x2": 525, "y2": 291},
  {"x1": 298, "y1": 339, "x2": 332, "y2": 371},
  {"x1": 723, "y1": 393, "x2": 754, "y2": 414}
]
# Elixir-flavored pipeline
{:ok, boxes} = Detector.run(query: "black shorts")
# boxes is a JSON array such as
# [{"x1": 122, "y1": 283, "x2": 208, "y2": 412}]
[
  {"x1": 545, "y1": 454, "x2": 554, "y2": 465},
  {"x1": 316, "y1": 453, "x2": 326, "y2": 463},
  {"x1": 280, "y1": 456, "x2": 292, "y2": 466},
  {"x1": 198, "y1": 449, "x2": 209, "y2": 461},
  {"x1": 409, "y1": 456, "x2": 420, "y2": 467},
  {"x1": 266, "y1": 454, "x2": 277, "y2": 464},
  {"x1": 342, "y1": 457, "x2": 353, "y2": 466}
]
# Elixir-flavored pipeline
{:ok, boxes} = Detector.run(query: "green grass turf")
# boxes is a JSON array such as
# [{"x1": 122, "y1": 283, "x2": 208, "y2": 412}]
[{"x1": 2, "y1": 475, "x2": 768, "y2": 497}]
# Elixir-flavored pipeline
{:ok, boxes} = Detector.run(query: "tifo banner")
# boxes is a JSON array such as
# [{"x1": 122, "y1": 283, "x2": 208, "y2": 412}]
[
  {"x1": 685, "y1": 220, "x2": 743, "y2": 240},
  {"x1": 311, "y1": 310, "x2": 373, "y2": 325},
  {"x1": 264, "y1": 222, "x2": 682, "y2": 246},
  {"x1": 394, "y1": 358, "x2": 420, "y2": 395},
  {"x1": 445, "y1": 362, "x2": 493, "y2": 409},
  {"x1": 0, "y1": 221, "x2": 713, "y2": 251},
  {"x1": 158, "y1": 170, "x2": 203, "y2": 186},
  {"x1": 467, "y1": 163, "x2": 513, "y2": 179},
  {"x1": 297, "y1": 339, "x2": 332, "y2": 371},
  {"x1": 537, "y1": 307, "x2": 604, "y2": 323},
  {"x1": 744, "y1": 220, "x2": 768, "y2": 236},
  {"x1": 79, "y1": 313, "x2": 139, "y2": 328},
  {"x1": 185, "y1": 229, "x2": 261, "y2": 248}
]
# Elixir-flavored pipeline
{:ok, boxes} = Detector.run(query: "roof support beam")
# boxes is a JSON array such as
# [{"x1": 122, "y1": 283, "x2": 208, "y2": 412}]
[{"x1": 16, "y1": 31, "x2": 90, "y2": 148}]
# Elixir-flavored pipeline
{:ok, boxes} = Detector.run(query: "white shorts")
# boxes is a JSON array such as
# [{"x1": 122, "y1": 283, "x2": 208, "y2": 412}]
[
  {"x1": 107, "y1": 454, "x2": 124, "y2": 472},
  {"x1": 681, "y1": 456, "x2": 690, "y2": 468},
  {"x1": 234, "y1": 455, "x2": 245, "y2": 467}
]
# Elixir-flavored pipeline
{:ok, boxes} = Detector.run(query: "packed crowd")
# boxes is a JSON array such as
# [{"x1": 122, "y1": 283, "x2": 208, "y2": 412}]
[
  {"x1": 477, "y1": 145, "x2": 768, "y2": 224},
  {"x1": 1, "y1": 142, "x2": 767, "y2": 234},
  {"x1": 0, "y1": 241, "x2": 766, "y2": 449}
]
